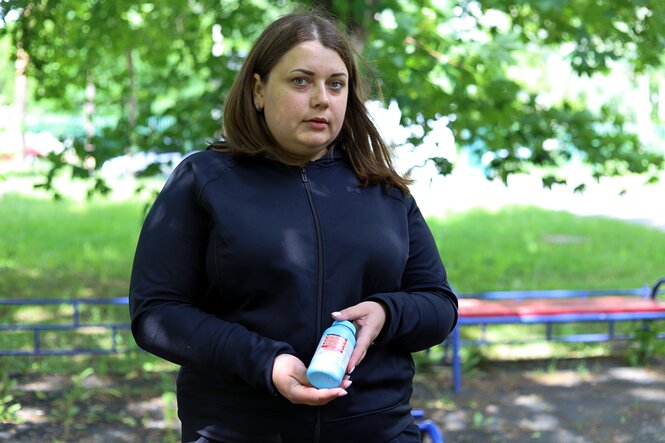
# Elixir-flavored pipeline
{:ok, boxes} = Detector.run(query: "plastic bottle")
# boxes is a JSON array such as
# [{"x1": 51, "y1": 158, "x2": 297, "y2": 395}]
[{"x1": 306, "y1": 320, "x2": 356, "y2": 389}]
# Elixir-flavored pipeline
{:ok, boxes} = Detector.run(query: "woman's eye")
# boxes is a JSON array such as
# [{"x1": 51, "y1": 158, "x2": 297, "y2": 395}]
[
  {"x1": 329, "y1": 80, "x2": 345, "y2": 90},
  {"x1": 293, "y1": 78, "x2": 308, "y2": 86}
]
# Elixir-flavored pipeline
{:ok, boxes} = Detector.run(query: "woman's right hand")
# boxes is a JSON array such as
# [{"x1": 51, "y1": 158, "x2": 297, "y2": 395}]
[{"x1": 272, "y1": 354, "x2": 351, "y2": 406}]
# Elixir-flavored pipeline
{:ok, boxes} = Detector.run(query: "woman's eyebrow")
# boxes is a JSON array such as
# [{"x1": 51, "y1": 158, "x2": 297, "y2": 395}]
[{"x1": 289, "y1": 68, "x2": 348, "y2": 77}]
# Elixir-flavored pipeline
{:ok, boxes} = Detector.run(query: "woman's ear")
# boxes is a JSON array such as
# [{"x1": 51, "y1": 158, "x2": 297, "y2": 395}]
[{"x1": 253, "y1": 73, "x2": 264, "y2": 110}]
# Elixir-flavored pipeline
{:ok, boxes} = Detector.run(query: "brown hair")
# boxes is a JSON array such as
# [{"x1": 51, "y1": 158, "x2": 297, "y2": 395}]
[{"x1": 215, "y1": 12, "x2": 411, "y2": 194}]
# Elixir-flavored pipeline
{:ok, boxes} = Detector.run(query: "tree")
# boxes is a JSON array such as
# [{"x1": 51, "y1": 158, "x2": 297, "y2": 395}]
[
  {"x1": 0, "y1": 0, "x2": 663, "y2": 197},
  {"x1": 1, "y1": 0, "x2": 284, "y2": 196},
  {"x1": 319, "y1": 0, "x2": 665, "y2": 186}
]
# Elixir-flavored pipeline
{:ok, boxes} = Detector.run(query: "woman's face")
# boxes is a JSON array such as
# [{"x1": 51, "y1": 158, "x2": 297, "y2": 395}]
[{"x1": 253, "y1": 40, "x2": 349, "y2": 162}]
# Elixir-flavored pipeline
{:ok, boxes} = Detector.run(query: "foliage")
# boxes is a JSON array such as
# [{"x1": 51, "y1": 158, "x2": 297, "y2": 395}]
[
  {"x1": 1, "y1": 0, "x2": 664, "y2": 196},
  {"x1": 322, "y1": 0, "x2": 665, "y2": 185},
  {"x1": 626, "y1": 322, "x2": 665, "y2": 366},
  {"x1": 0, "y1": 352, "x2": 180, "y2": 441},
  {"x1": 0, "y1": 376, "x2": 22, "y2": 424},
  {"x1": 50, "y1": 367, "x2": 96, "y2": 441}
]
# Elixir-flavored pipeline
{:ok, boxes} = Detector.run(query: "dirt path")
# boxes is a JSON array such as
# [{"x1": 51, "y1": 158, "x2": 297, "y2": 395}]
[
  {"x1": 413, "y1": 357, "x2": 665, "y2": 443},
  {"x1": 2, "y1": 357, "x2": 664, "y2": 442}
]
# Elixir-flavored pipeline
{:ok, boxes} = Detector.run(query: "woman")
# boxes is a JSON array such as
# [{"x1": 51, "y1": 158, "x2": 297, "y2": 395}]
[{"x1": 129, "y1": 11, "x2": 458, "y2": 443}]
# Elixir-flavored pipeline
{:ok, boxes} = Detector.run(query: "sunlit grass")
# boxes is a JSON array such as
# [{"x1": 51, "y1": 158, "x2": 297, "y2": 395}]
[
  {"x1": 3, "y1": 193, "x2": 664, "y2": 301},
  {"x1": 1, "y1": 190, "x2": 664, "y2": 370},
  {"x1": 0, "y1": 331, "x2": 34, "y2": 352},
  {"x1": 0, "y1": 193, "x2": 146, "y2": 298},
  {"x1": 0, "y1": 183, "x2": 664, "y2": 439},
  {"x1": 430, "y1": 205, "x2": 665, "y2": 292}
]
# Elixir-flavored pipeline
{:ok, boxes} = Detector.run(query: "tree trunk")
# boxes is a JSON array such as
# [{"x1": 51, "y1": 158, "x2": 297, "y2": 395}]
[
  {"x1": 82, "y1": 71, "x2": 97, "y2": 170},
  {"x1": 84, "y1": 71, "x2": 96, "y2": 149},
  {"x1": 127, "y1": 49, "x2": 137, "y2": 149},
  {"x1": 13, "y1": 48, "x2": 29, "y2": 161},
  {"x1": 659, "y1": 79, "x2": 665, "y2": 122}
]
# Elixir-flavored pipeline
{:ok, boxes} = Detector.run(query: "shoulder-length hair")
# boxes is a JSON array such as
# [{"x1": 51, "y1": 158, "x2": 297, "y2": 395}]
[{"x1": 216, "y1": 11, "x2": 411, "y2": 194}]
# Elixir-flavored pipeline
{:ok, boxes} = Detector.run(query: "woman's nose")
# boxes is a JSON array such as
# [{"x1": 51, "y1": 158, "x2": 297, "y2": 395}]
[{"x1": 311, "y1": 83, "x2": 330, "y2": 108}]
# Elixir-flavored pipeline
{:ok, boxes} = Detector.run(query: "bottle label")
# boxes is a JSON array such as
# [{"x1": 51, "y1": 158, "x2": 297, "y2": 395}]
[
  {"x1": 314, "y1": 333, "x2": 353, "y2": 368},
  {"x1": 321, "y1": 334, "x2": 348, "y2": 354}
]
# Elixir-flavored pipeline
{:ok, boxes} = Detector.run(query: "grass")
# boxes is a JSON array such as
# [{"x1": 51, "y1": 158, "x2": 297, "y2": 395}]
[
  {"x1": 428, "y1": 205, "x2": 665, "y2": 366},
  {"x1": 0, "y1": 193, "x2": 144, "y2": 298},
  {"x1": 1, "y1": 184, "x2": 664, "y2": 438},
  {"x1": 2, "y1": 190, "x2": 663, "y2": 356},
  {"x1": 431, "y1": 206, "x2": 665, "y2": 292},
  {"x1": 2, "y1": 192, "x2": 663, "y2": 300}
]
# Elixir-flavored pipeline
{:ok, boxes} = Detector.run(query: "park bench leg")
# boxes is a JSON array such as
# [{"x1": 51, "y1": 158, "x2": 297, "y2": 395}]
[{"x1": 452, "y1": 325, "x2": 461, "y2": 392}]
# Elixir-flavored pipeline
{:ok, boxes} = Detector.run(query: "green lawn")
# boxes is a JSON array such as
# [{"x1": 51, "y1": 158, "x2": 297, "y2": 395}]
[
  {"x1": 1, "y1": 188, "x2": 664, "y2": 438},
  {"x1": 0, "y1": 193, "x2": 144, "y2": 298},
  {"x1": 431, "y1": 206, "x2": 665, "y2": 292},
  {"x1": 2, "y1": 191, "x2": 663, "y2": 359},
  {"x1": 2, "y1": 193, "x2": 663, "y2": 300}
]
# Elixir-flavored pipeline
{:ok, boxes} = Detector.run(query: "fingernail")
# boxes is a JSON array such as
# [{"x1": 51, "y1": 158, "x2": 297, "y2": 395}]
[
  {"x1": 349, "y1": 366, "x2": 355, "y2": 374},
  {"x1": 338, "y1": 390, "x2": 348, "y2": 397},
  {"x1": 331, "y1": 311, "x2": 342, "y2": 318}
]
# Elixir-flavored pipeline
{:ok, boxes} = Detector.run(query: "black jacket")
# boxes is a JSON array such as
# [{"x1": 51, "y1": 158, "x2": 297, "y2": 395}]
[{"x1": 129, "y1": 147, "x2": 458, "y2": 442}]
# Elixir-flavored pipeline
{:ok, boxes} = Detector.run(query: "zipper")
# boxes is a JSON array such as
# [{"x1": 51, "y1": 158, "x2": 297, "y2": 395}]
[
  {"x1": 301, "y1": 167, "x2": 325, "y2": 338},
  {"x1": 301, "y1": 166, "x2": 324, "y2": 442}
]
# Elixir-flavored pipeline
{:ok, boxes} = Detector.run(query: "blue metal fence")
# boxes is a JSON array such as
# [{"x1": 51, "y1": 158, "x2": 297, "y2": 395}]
[
  {"x1": 1, "y1": 297, "x2": 445, "y2": 441},
  {"x1": 0, "y1": 297, "x2": 131, "y2": 356}
]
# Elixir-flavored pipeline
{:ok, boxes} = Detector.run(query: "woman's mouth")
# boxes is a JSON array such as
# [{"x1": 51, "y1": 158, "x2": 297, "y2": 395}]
[{"x1": 305, "y1": 117, "x2": 328, "y2": 130}]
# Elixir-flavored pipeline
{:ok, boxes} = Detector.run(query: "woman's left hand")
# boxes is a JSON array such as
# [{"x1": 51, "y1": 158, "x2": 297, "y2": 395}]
[
  {"x1": 272, "y1": 354, "x2": 350, "y2": 405},
  {"x1": 331, "y1": 301, "x2": 387, "y2": 374}
]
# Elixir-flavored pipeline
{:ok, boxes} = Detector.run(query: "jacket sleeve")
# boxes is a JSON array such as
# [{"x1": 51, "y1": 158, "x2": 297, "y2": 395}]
[
  {"x1": 128, "y1": 157, "x2": 295, "y2": 394},
  {"x1": 366, "y1": 195, "x2": 458, "y2": 351}
]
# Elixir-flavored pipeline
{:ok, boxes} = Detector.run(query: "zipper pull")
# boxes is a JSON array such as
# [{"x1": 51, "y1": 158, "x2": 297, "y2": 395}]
[{"x1": 301, "y1": 168, "x2": 308, "y2": 183}]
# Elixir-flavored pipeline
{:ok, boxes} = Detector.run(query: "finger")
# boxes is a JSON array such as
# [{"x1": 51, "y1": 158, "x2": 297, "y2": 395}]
[
  {"x1": 333, "y1": 302, "x2": 386, "y2": 329},
  {"x1": 332, "y1": 302, "x2": 373, "y2": 321},
  {"x1": 347, "y1": 346, "x2": 367, "y2": 372},
  {"x1": 353, "y1": 331, "x2": 374, "y2": 356},
  {"x1": 347, "y1": 334, "x2": 372, "y2": 370},
  {"x1": 331, "y1": 309, "x2": 353, "y2": 321},
  {"x1": 290, "y1": 386, "x2": 348, "y2": 406}
]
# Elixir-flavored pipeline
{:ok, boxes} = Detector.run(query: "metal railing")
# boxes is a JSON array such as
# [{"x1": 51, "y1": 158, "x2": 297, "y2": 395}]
[
  {"x1": 0, "y1": 297, "x2": 131, "y2": 356},
  {"x1": 1, "y1": 297, "x2": 447, "y2": 439}
]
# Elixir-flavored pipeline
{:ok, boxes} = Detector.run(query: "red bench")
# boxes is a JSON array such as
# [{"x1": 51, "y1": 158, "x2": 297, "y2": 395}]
[{"x1": 449, "y1": 278, "x2": 665, "y2": 391}]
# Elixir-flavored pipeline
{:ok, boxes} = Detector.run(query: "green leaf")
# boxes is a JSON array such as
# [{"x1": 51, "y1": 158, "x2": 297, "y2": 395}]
[{"x1": 1, "y1": 0, "x2": 663, "y2": 196}]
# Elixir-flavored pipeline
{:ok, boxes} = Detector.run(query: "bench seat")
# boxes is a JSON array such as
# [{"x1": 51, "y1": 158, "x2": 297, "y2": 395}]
[
  {"x1": 448, "y1": 278, "x2": 665, "y2": 392},
  {"x1": 459, "y1": 296, "x2": 665, "y2": 318}
]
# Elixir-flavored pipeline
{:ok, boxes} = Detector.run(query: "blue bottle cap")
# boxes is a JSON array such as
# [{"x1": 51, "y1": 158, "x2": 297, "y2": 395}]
[{"x1": 332, "y1": 320, "x2": 356, "y2": 335}]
